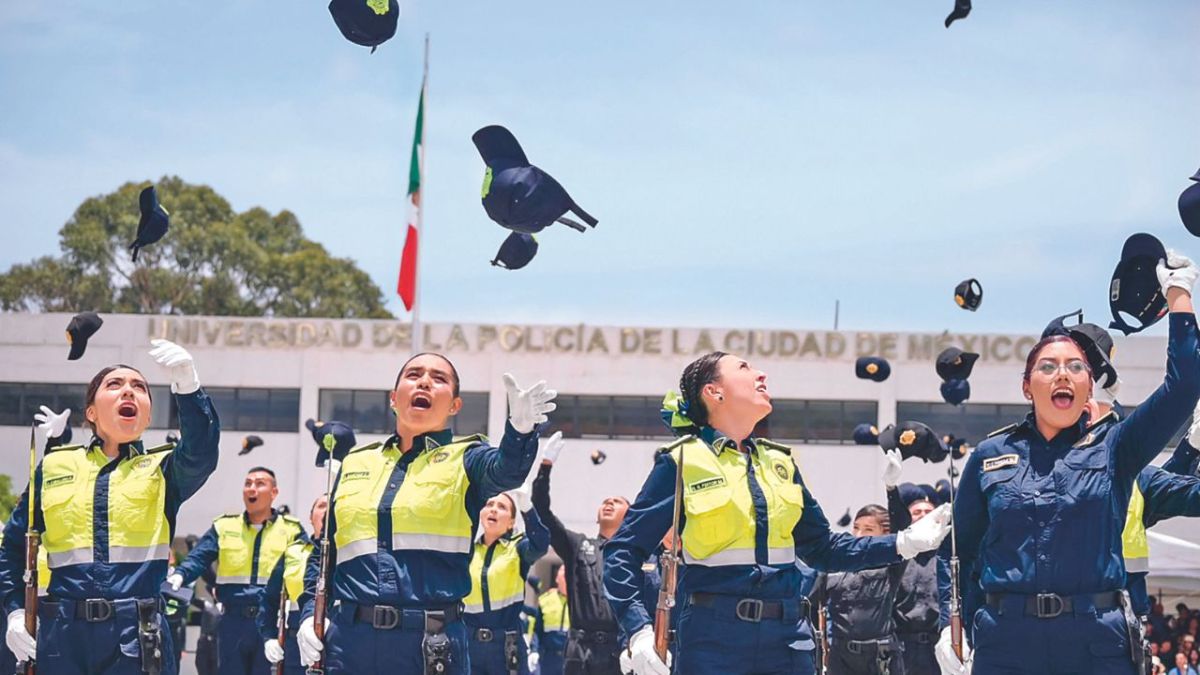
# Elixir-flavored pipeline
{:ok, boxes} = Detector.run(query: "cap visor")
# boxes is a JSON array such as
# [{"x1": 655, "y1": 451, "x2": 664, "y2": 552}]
[
  {"x1": 67, "y1": 337, "x2": 88, "y2": 361},
  {"x1": 472, "y1": 125, "x2": 529, "y2": 167}
]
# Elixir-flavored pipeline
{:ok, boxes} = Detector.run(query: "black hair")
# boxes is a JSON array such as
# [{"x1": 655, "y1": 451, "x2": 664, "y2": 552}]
[
  {"x1": 679, "y1": 351, "x2": 728, "y2": 428},
  {"x1": 854, "y1": 504, "x2": 891, "y2": 533},
  {"x1": 394, "y1": 352, "x2": 461, "y2": 397},
  {"x1": 247, "y1": 466, "x2": 277, "y2": 484},
  {"x1": 85, "y1": 364, "x2": 151, "y2": 434}
]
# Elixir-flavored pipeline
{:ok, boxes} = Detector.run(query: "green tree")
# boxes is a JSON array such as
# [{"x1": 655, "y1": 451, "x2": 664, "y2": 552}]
[
  {"x1": 0, "y1": 474, "x2": 17, "y2": 525},
  {"x1": 0, "y1": 176, "x2": 393, "y2": 318}
]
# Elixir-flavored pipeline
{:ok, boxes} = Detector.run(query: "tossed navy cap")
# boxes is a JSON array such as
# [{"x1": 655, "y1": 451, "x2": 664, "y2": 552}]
[
  {"x1": 896, "y1": 482, "x2": 926, "y2": 507},
  {"x1": 328, "y1": 0, "x2": 399, "y2": 51},
  {"x1": 130, "y1": 185, "x2": 169, "y2": 262},
  {"x1": 855, "y1": 357, "x2": 891, "y2": 382},
  {"x1": 940, "y1": 379, "x2": 970, "y2": 406},
  {"x1": 879, "y1": 421, "x2": 949, "y2": 463},
  {"x1": 239, "y1": 435, "x2": 264, "y2": 457},
  {"x1": 836, "y1": 508, "x2": 852, "y2": 528},
  {"x1": 944, "y1": 0, "x2": 971, "y2": 27},
  {"x1": 1180, "y1": 180, "x2": 1200, "y2": 238},
  {"x1": 306, "y1": 418, "x2": 356, "y2": 467},
  {"x1": 66, "y1": 311, "x2": 103, "y2": 361},
  {"x1": 1041, "y1": 309, "x2": 1084, "y2": 339},
  {"x1": 473, "y1": 125, "x2": 598, "y2": 236},
  {"x1": 953, "y1": 278, "x2": 983, "y2": 311},
  {"x1": 943, "y1": 434, "x2": 970, "y2": 460},
  {"x1": 590, "y1": 449, "x2": 607, "y2": 466},
  {"x1": 1109, "y1": 232, "x2": 1168, "y2": 335},
  {"x1": 853, "y1": 423, "x2": 880, "y2": 445},
  {"x1": 491, "y1": 232, "x2": 538, "y2": 270},
  {"x1": 934, "y1": 479, "x2": 952, "y2": 505},
  {"x1": 935, "y1": 347, "x2": 979, "y2": 382},
  {"x1": 1040, "y1": 309, "x2": 1118, "y2": 389}
]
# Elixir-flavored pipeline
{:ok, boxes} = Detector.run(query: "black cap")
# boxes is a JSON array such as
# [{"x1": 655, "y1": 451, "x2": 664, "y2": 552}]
[
  {"x1": 129, "y1": 185, "x2": 169, "y2": 262},
  {"x1": 934, "y1": 479, "x2": 952, "y2": 505},
  {"x1": 853, "y1": 423, "x2": 880, "y2": 445},
  {"x1": 935, "y1": 347, "x2": 979, "y2": 382},
  {"x1": 855, "y1": 357, "x2": 891, "y2": 382},
  {"x1": 473, "y1": 125, "x2": 598, "y2": 237},
  {"x1": 66, "y1": 311, "x2": 103, "y2": 361},
  {"x1": 239, "y1": 435, "x2": 264, "y2": 456},
  {"x1": 953, "y1": 278, "x2": 983, "y2": 311},
  {"x1": 1180, "y1": 181, "x2": 1200, "y2": 238},
  {"x1": 940, "y1": 379, "x2": 970, "y2": 406},
  {"x1": 590, "y1": 449, "x2": 607, "y2": 466},
  {"x1": 491, "y1": 232, "x2": 538, "y2": 270},
  {"x1": 944, "y1": 0, "x2": 971, "y2": 27},
  {"x1": 943, "y1": 434, "x2": 970, "y2": 460},
  {"x1": 328, "y1": 0, "x2": 399, "y2": 51},
  {"x1": 1041, "y1": 309, "x2": 1084, "y2": 339},
  {"x1": 1040, "y1": 310, "x2": 1119, "y2": 389},
  {"x1": 897, "y1": 482, "x2": 931, "y2": 507},
  {"x1": 306, "y1": 419, "x2": 356, "y2": 467},
  {"x1": 879, "y1": 421, "x2": 949, "y2": 463},
  {"x1": 1109, "y1": 232, "x2": 1168, "y2": 335},
  {"x1": 836, "y1": 508, "x2": 852, "y2": 528}
]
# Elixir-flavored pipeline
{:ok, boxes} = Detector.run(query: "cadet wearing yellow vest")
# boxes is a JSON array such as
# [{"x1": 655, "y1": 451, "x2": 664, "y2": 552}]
[
  {"x1": 171, "y1": 466, "x2": 307, "y2": 675},
  {"x1": 257, "y1": 494, "x2": 328, "y2": 675},
  {"x1": 603, "y1": 352, "x2": 952, "y2": 675},
  {"x1": 534, "y1": 566, "x2": 571, "y2": 675},
  {"x1": 295, "y1": 353, "x2": 557, "y2": 675},
  {"x1": 0, "y1": 340, "x2": 220, "y2": 675}
]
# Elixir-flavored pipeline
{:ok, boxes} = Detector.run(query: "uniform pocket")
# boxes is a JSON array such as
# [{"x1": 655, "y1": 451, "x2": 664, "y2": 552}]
[{"x1": 682, "y1": 485, "x2": 740, "y2": 556}]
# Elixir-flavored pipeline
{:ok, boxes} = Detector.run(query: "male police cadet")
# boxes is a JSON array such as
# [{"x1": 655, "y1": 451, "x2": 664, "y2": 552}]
[
  {"x1": 1, "y1": 339, "x2": 220, "y2": 675},
  {"x1": 170, "y1": 466, "x2": 307, "y2": 675}
]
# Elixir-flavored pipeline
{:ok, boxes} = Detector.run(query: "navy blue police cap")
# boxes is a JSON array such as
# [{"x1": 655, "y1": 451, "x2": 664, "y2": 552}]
[
  {"x1": 328, "y1": 0, "x2": 399, "y2": 52},
  {"x1": 879, "y1": 421, "x2": 949, "y2": 463},
  {"x1": 853, "y1": 423, "x2": 880, "y2": 445},
  {"x1": 836, "y1": 508, "x2": 852, "y2": 528},
  {"x1": 953, "y1": 278, "x2": 983, "y2": 311},
  {"x1": 944, "y1": 0, "x2": 971, "y2": 27},
  {"x1": 935, "y1": 347, "x2": 979, "y2": 382},
  {"x1": 934, "y1": 479, "x2": 952, "y2": 505},
  {"x1": 1180, "y1": 178, "x2": 1200, "y2": 238},
  {"x1": 129, "y1": 185, "x2": 169, "y2": 262},
  {"x1": 1109, "y1": 233, "x2": 1168, "y2": 335},
  {"x1": 855, "y1": 356, "x2": 891, "y2": 382},
  {"x1": 473, "y1": 125, "x2": 598, "y2": 236},
  {"x1": 239, "y1": 435, "x2": 264, "y2": 457},
  {"x1": 940, "y1": 379, "x2": 970, "y2": 406},
  {"x1": 491, "y1": 232, "x2": 538, "y2": 270},
  {"x1": 943, "y1": 434, "x2": 969, "y2": 460},
  {"x1": 66, "y1": 311, "x2": 103, "y2": 361},
  {"x1": 306, "y1": 418, "x2": 356, "y2": 467},
  {"x1": 896, "y1": 482, "x2": 926, "y2": 507},
  {"x1": 1040, "y1": 309, "x2": 1119, "y2": 389}
]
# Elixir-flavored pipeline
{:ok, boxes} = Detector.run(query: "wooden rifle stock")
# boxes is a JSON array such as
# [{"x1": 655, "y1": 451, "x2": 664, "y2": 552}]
[
  {"x1": 274, "y1": 588, "x2": 287, "y2": 675},
  {"x1": 652, "y1": 441, "x2": 685, "y2": 663},
  {"x1": 23, "y1": 424, "x2": 37, "y2": 675}
]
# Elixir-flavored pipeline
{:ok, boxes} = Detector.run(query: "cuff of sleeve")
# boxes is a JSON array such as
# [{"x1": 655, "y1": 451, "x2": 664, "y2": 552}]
[
  {"x1": 174, "y1": 388, "x2": 216, "y2": 419},
  {"x1": 1170, "y1": 312, "x2": 1196, "y2": 332}
]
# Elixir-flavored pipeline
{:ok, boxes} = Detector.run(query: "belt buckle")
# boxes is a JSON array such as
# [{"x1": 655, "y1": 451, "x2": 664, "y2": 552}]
[
  {"x1": 1035, "y1": 593, "x2": 1065, "y2": 619},
  {"x1": 477, "y1": 628, "x2": 493, "y2": 642},
  {"x1": 735, "y1": 598, "x2": 764, "y2": 623},
  {"x1": 84, "y1": 599, "x2": 113, "y2": 623},
  {"x1": 372, "y1": 605, "x2": 400, "y2": 630},
  {"x1": 847, "y1": 641, "x2": 862, "y2": 655}
]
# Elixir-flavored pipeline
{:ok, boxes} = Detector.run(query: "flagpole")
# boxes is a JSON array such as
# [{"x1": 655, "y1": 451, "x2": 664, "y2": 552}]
[{"x1": 411, "y1": 33, "x2": 429, "y2": 355}]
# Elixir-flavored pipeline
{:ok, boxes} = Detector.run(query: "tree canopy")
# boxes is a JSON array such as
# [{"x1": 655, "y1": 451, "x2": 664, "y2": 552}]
[{"x1": 0, "y1": 176, "x2": 393, "y2": 318}]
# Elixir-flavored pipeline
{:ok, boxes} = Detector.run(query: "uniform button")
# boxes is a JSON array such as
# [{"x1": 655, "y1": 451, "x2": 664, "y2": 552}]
[
  {"x1": 1033, "y1": 490, "x2": 1041, "y2": 497},
  {"x1": 389, "y1": 483, "x2": 397, "y2": 489},
  {"x1": 1039, "y1": 554, "x2": 1047, "y2": 561},
  {"x1": 1038, "y1": 521, "x2": 1046, "y2": 527}
]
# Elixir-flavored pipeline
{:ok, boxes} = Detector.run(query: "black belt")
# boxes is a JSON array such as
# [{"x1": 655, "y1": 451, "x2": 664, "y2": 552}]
[
  {"x1": 569, "y1": 629, "x2": 618, "y2": 644},
  {"x1": 898, "y1": 631, "x2": 937, "y2": 645},
  {"x1": 689, "y1": 592, "x2": 809, "y2": 623},
  {"x1": 472, "y1": 628, "x2": 519, "y2": 643},
  {"x1": 228, "y1": 604, "x2": 259, "y2": 618},
  {"x1": 845, "y1": 637, "x2": 894, "y2": 654},
  {"x1": 985, "y1": 591, "x2": 1122, "y2": 619},
  {"x1": 43, "y1": 597, "x2": 160, "y2": 623},
  {"x1": 349, "y1": 602, "x2": 461, "y2": 630}
]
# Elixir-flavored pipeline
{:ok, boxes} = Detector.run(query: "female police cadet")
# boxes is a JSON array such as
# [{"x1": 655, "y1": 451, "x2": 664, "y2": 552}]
[
  {"x1": 0, "y1": 339, "x2": 220, "y2": 675},
  {"x1": 259, "y1": 494, "x2": 329, "y2": 675},
  {"x1": 603, "y1": 352, "x2": 953, "y2": 675},
  {"x1": 295, "y1": 353, "x2": 557, "y2": 674},
  {"x1": 934, "y1": 251, "x2": 1200, "y2": 675},
  {"x1": 463, "y1": 482, "x2": 549, "y2": 675}
]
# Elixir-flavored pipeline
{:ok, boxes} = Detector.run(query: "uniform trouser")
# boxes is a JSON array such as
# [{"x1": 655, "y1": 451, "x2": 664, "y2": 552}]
[
  {"x1": 673, "y1": 596, "x2": 816, "y2": 675},
  {"x1": 971, "y1": 603, "x2": 1135, "y2": 674},
  {"x1": 218, "y1": 607, "x2": 271, "y2": 675},
  {"x1": 278, "y1": 626, "x2": 304, "y2": 675},
  {"x1": 897, "y1": 633, "x2": 937, "y2": 675},
  {"x1": 827, "y1": 639, "x2": 905, "y2": 675},
  {"x1": 563, "y1": 631, "x2": 622, "y2": 675},
  {"x1": 323, "y1": 602, "x2": 470, "y2": 674},
  {"x1": 539, "y1": 633, "x2": 568, "y2": 675},
  {"x1": 467, "y1": 629, "x2": 531, "y2": 675},
  {"x1": 1, "y1": 639, "x2": 16, "y2": 674},
  {"x1": 36, "y1": 598, "x2": 177, "y2": 675}
]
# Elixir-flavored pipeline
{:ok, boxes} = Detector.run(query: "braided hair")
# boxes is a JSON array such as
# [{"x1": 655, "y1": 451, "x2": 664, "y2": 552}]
[{"x1": 679, "y1": 351, "x2": 728, "y2": 429}]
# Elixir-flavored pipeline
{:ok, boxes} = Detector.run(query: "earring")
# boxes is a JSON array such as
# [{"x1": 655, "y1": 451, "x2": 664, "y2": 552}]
[{"x1": 716, "y1": 395, "x2": 724, "y2": 401}]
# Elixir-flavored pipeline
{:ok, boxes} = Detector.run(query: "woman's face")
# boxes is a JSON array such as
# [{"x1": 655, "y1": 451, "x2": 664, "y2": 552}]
[
  {"x1": 87, "y1": 367, "x2": 152, "y2": 445},
  {"x1": 707, "y1": 354, "x2": 772, "y2": 423},
  {"x1": 480, "y1": 494, "x2": 515, "y2": 539},
  {"x1": 853, "y1": 515, "x2": 884, "y2": 537},
  {"x1": 390, "y1": 354, "x2": 462, "y2": 436},
  {"x1": 1023, "y1": 341, "x2": 1092, "y2": 434}
]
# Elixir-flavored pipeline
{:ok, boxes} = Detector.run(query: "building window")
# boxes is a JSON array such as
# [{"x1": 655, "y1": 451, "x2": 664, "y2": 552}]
[
  {"x1": 205, "y1": 387, "x2": 300, "y2": 432},
  {"x1": 547, "y1": 395, "x2": 671, "y2": 440},
  {"x1": 0, "y1": 382, "x2": 87, "y2": 429},
  {"x1": 754, "y1": 399, "x2": 878, "y2": 444},
  {"x1": 895, "y1": 402, "x2": 1031, "y2": 445},
  {"x1": 317, "y1": 390, "x2": 490, "y2": 437}
]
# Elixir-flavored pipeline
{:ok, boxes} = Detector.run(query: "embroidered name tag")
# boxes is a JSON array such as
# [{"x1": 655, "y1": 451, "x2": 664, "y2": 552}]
[
  {"x1": 982, "y1": 454, "x2": 1019, "y2": 472},
  {"x1": 687, "y1": 476, "x2": 727, "y2": 493}
]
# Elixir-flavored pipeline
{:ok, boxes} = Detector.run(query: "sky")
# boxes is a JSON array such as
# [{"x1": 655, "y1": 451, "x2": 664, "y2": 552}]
[{"x1": 1, "y1": 1, "x2": 1198, "y2": 336}]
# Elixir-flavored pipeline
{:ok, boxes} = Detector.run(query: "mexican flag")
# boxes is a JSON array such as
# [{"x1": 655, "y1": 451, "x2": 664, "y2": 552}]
[{"x1": 397, "y1": 83, "x2": 424, "y2": 312}]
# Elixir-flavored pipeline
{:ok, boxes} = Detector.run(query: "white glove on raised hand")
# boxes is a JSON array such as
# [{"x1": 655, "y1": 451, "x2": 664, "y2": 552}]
[
  {"x1": 1156, "y1": 249, "x2": 1199, "y2": 296},
  {"x1": 34, "y1": 405, "x2": 70, "y2": 442},
  {"x1": 5, "y1": 609, "x2": 36, "y2": 663},
  {"x1": 881, "y1": 449, "x2": 903, "y2": 488},
  {"x1": 167, "y1": 573, "x2": 184, "y2": 591},
  {"x1": 507, "y1": 483, "x2": 533, "y2": 514},
  {"x1": 297, "y1": 616, "x2": 328, "y2": 666},
  {"x1": 528, "y1": 650, "x2": 540, "y2": 672},
  {"x1": 934, "y1": 626, "x2": 973, "y2": 675},
  {"x1": 264, "y1": 639, "x2": 285, "y2": 664},
  {"x1": 149, "y1": 339, "x2": 200, "y2": 394},
  {"x1": 541, "y1": 430, "x2": 566, "y2": 465},
  {"x1": 504, "y1": 373, "x2": 557, "y2": 434},
  {"x1": 896, "y1": 503, "x2": 952, "y2": 559},
  {"x1": 626, "y1": 625, "x2": 670, "y2": 675}
]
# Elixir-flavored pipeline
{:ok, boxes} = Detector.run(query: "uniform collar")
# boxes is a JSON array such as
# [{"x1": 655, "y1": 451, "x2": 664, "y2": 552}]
[
  {"x1": 1015, "y1": 410, "x2": 1092, "y2": 443},
  {"x1": 242, "y1": 508, "x2": 279, "y2": 527},
  {"x1": 386, "y1": 428, "x2": 454, "y2": 454},
  {"x1": 698, "y1": 427, "x2": 756, "y2": 456},
  {"x1": 87, "y1": 436, "x2": 146, "y2": 458}
]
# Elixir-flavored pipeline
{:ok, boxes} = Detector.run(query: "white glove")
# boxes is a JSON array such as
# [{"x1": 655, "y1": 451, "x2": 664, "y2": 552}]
[
  {"x1": 619, "y1": 647, "x2": 633, "y2": 674},
  {"x1": 507, "y1": 483, "x2": 533, "y2": 515},
  {"x1": 149, "y1": 339, "x2": 200, "y2": 394},
  {"x1": 528, "y1": 650, "x2": 540, "y2": 672},
  {"x1": 5, "y1": 609, "x2": 36, "y2": 663},
  {"x1": 264, "y1": 639, "x2": 285, "y2": 664},
  {"x1": 167, "y1": 573, "x2": 184, "y2": 591},
  {"x1": 504, "y1": 373, "x2": 557, "y2": 434},
  {"x1": 1156, "y1": 249, "x2": 1199, "y2": 296},
  {"x1": 34, "y1": 405, "x2": 70, "y2": 443},
  {"x1": 297, "y1": 616, "x2": 328, "y2": 666},
  {"x1": 541, "y1": 430, "x2": 565, "y2": 464},
  {"x1": 1188, "y1": 399, "x2": 1200, "y2": 448},
  {"x1": 881, "y1": 449, "x2": 903, "y2": 488},
  {"x1": 934, "y1": 626, "x2": 973, "y2": 675},
  {"x1": 626, "y1": 625, "x2": 670, "y2": 675},
  {"x1": 896, "y1": 503, "x2": 952, "y2": 559}
]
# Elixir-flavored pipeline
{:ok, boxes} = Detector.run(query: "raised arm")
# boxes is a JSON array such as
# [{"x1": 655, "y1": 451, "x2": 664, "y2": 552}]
[
  {"x1": 163, "y1": 390, "x2": 221, "y2": 505},
  {"x1": 532, "y1": 463, "x2": 578, "y2": 566},
  {"x1": 518, "y1": 504, "x2": 551, "y2": 575},
  {"x1": 793, "y1": 471, "x2": 901, "y2": 572},
  {"x1": 464, "y1": 422, "x2": 540, "y2": 498}
]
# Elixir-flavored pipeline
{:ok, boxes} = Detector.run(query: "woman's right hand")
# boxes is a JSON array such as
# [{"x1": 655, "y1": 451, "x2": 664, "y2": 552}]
[{"x1": 1158, "y1": 250, "x2": 1199, "y2": 297}]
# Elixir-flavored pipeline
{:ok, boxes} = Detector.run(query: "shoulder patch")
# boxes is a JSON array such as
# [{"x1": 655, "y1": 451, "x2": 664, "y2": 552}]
[
  {"x1": 756, "y1": 438, "x2": 793, "y2": 456},
  {"x1": 452, "y1": 433, "x2": 488, "y2": 446},
  {"x1": 144, "y1": 443, "x2": 174, "y2": 454},
  {"x1": 986, "y1": 423, "x2": 1018, "y2": 439},
  {"x1": 1085, "y1": 410, "x2": 1119, "y2": 432},
  {"x1": 348, "y1": 441, "x2": 383, "y2": 455},
  {"x1": 656, "y1": 435, "x2": 694, "y2": 456},
  {"x1": 982, "y1": 454, "x2": 1019, "y2": 472}
]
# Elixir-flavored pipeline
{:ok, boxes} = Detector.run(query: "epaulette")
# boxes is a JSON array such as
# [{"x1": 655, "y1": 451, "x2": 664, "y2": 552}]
[
  {"x1": 1085, "y1": 410, "x2": 1119, "y2": 433},
  {"x1": 46, "y1": 443, "x2": 84, "y2": 455},
  {"x1": 348, "y1": 441, "x2": 383, "y2": 455},
  {"x1": 656, "y1": 435, "x2": 694, "y2": 456},
  {"x1": 451, "y1": 433, "x2": 488, "y2": 446},
  {"x1": 756, "y1": 438, "x2": 793, "y2": 456},
  {"x1": 144, "y1": 443, "x2": 174, "y2": 454},
  {"x1": 216, "y1": 512, "x2": 243, "y2": 520},
  {"x1": 986, "y1": 423, "x2": 1018, "y2": 439},
  {"x1": 281, "y1": 514, "x2": 303, "y2": 530}
]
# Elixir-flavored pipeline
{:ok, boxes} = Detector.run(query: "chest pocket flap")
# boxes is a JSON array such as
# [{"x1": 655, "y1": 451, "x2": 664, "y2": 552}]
[
  {"x1": 979, "y1": 462, "x2": 1019, "y2": 493},
  {"x1": 1063, "y1": 443, "x2": 1108, "y2": 471}
]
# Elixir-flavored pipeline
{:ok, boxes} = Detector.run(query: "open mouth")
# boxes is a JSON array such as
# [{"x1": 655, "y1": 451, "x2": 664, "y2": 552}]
[
  {"x1": 485, "y1": 515, "x2": 498, "y2": 526},
  {"x1": 118, "y1": 402, "x2": 138, "y2": 419},
  {"x1": 756, "y1": 383, "x2": 770, "y2": 399},
  {"x1": 1051, "y1": 387, "x2": 1075, "y2": 410},
  {"x1": 411, "y1": 393, "x2": 432, "y2": 410},
  {"x1": 246, "y1": 495, "x2": 258, "y2": 505}
]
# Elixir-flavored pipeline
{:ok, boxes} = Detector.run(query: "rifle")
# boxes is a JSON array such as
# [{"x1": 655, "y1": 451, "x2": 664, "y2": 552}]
[
  {"x1": 653, "y1": 442, "x2": 684, "y2": 661},
  {"x1": 817, "y1": 603, "x2": 829, "y2": 674},
  {"x1": 274, "y1": 586, "x2": 287, "y2": 675},
  {"x1": 23, "y1": 424, "x2": 39, "y2": 675},
  {"x1": 306, "y1": 434, "x2": 337, "y2": 675},
  {"x1": 947, "y1": 447, "x2": 963, "y2": 661}
]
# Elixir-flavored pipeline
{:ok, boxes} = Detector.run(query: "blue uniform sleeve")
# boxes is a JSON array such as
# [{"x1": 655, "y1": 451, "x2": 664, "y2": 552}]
[
  {"x1": 1139, "y1": 466, "x2": 1200, "y2": 528},
  {"x1": 176, "y1": 525, "x2": 219, "y2": 586},
  {"x1": 257, "y1": 556, "x2": 286, "y2": 642},
  {"x1": 937, "y1": 449, "x2": 987, "y2": 628},
  {"x1": 793, "y1": 471, "x2": 900, "y2": 572},
  {"x1": 464, "y1": 422, "x2": 540, "y2": 501},
  {"x1": 518, "y1": 507, "x2": 550, "y2": 576},
  {"x1": 163, "y1": 390, "x2": 221, "y2": 506},
  {"x1": 604, "y1": 452, "x2": 677, "y2": 639},
  {"x1": 1162, "y1": 438, "x2": 1199, "y2": 477},
  {"x1": 0, "y1": 483, "x2": 33, "y2": 615},
  {"x1": 1111, "y1": 313, "x2": 1200, "y2": 481},
  {"x1": 887, "y1": 486, "x2": 912, "y2": 532}
]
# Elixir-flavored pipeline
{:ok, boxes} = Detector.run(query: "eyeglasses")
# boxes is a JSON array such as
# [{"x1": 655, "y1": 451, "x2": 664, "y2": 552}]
[{"x1": 1033, "y1": 359, "x2": 1089, "y2": 377}]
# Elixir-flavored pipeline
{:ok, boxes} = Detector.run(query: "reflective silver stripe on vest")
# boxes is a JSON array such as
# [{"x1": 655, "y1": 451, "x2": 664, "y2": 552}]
[
  {"x1": 336, "y1": 539, "x2": 379, "y2": 563},
  {"x1": 1125, "y1": 556, "x2": 1150, "y2": 573},
  {"x1": 682, "y1": 546, "x2": 795, "y2": 567},
  {"x1": 391, "y1": 533, "x2": 471, "y2": 554},
  {"x1": 463, "y1": 601, "x2": 487, "y2": 614},
  {"x1": 767, "y1": 547, "x2": 796, "y2": 566},
  {"x1": 463, "y1": 591, "x2": 525, "y2": 615},
  {"x1": 216, "y1": 575, "x2": 253, "y2": 585},
  {"x1": 47, "y1": 548, "x2": 94, "y2": 568},
  {"x1": 109, "y1": 544, "x2": 171, "y2": 564}
]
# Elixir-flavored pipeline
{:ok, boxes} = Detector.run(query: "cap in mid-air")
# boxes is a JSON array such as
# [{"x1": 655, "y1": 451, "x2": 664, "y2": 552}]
[
  {"x1": 855, "y1": 357, "x2": 891, "y2": 382},
  {"x1": 239, "y1": 435, "x2": 265, "y2": 457},
  {"x1": 953, "y1": 278, "x2": 983, "y2": 311},
  {"x1": 306, "y1": 419, "x2": 357, "y2": 466},
  {"x1": 491, "y1": 232, "x2": 539, "y2": 270},
  {"x1": 935, "y1": 347, "x2": 979, "y2": 382},
  {"x1": 66, "y1": 312, "x2": 104, "y2": 361},
  {"x1": 1179, "y1": 172, "x2": 1200, "y2": 238},
  {"x1": 130, "y1": 185, "x2": 170, "y2": 262},
  {"x1": 853, "y1": 423, "x2": 880, "y2": 445},
  {"x1": 944, "y1": 0, "x2": 971, "y2": 27},
  {"x1": 1109, "y1": 233, "x2": 1168, "y2": 336},
  {"x1": 879, "y1": 421, "x2": 949, "y2": 463},
  {"x1": 328, "y1": 0, "x2": 400, "y2": 52},
  {"x1": 940, "y1": 379, "x2": 970, "y2": 406}
]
